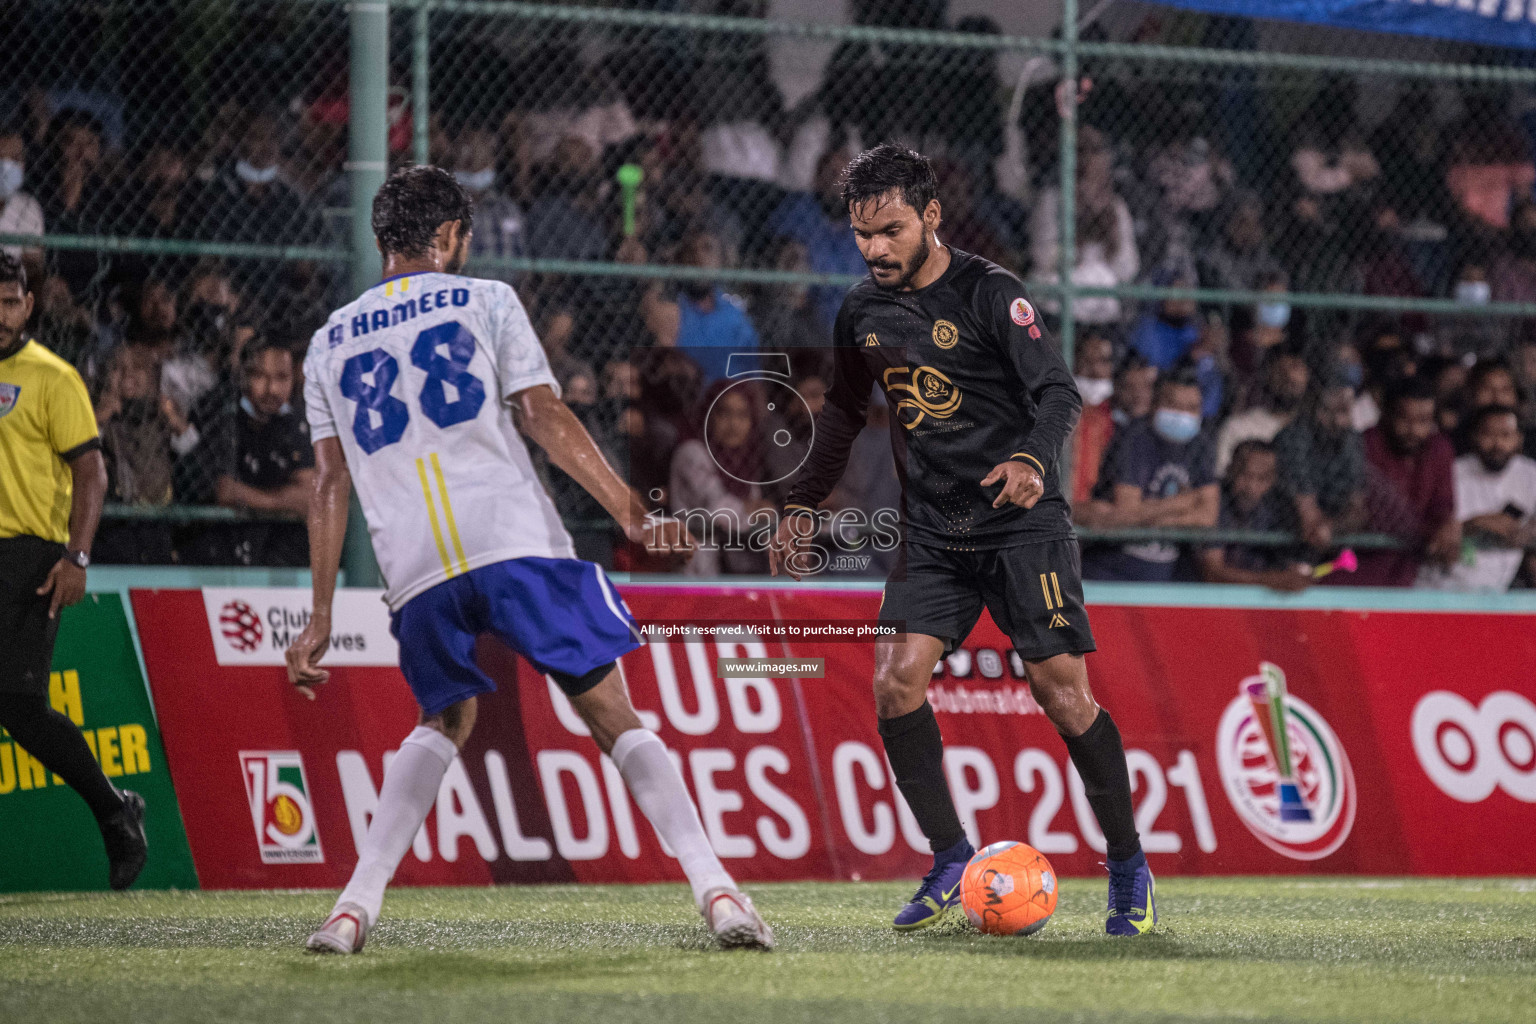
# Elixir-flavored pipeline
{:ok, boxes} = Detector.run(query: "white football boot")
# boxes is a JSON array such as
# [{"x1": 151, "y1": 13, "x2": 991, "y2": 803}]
[
  {"x1": 701, "y1": 887, "x2": 774, "y2": 950},
  {"x1": 306, "y1": 902, "x2": 371, "y2": 954}
]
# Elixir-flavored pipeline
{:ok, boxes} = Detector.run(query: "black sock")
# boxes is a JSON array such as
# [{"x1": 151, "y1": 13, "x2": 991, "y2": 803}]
[
  {"x1": 879, "y1": 702, "x2": 966, "y2": 854},
  {"x1": 1063, "y1": 709, "x2": 1141, "y2": 862},
  {"x1": 0, "y1": 693, "x2": 123, "y2": 824}
]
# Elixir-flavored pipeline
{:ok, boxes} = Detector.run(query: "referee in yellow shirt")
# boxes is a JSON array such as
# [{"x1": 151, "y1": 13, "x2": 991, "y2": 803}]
[{"x1": 0, "y1": 252, "x2": 147, "y2": 889}]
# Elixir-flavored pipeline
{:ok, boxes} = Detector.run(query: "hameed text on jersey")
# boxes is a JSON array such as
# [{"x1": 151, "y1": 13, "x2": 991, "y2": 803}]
[{"x1": 304, "y1": 272, "x2": 574, "y2": 610}]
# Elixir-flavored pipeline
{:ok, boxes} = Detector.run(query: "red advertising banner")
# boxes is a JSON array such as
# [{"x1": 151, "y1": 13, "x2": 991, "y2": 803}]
[{"x1": 131, "y1": 585, "x2": 1536, "y2": 889}]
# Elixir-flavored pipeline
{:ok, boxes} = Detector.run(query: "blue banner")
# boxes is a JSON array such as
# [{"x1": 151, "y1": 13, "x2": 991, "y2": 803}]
[{"x1": 1156, "y1": 1, "x2": 1536, "y2": 51}]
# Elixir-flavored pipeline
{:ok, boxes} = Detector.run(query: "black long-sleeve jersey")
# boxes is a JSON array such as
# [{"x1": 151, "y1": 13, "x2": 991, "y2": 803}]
[{"x1": 784, "y1": 248, "x2": 1081, "y2": 550}]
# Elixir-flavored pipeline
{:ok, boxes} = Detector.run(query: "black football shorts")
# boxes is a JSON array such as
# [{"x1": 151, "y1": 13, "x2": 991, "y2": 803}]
[
  {"x1": 0, "y1": 535, "x2": 68, "y2": 696},
  {"x1": 877, "y1": 536, "x2": 1096, "y2": 660}
]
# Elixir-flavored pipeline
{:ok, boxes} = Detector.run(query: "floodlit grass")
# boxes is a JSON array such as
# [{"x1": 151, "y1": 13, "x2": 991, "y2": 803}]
[{"x1": 1, "y1": 878, "x2": 1531, "y2": 1023}]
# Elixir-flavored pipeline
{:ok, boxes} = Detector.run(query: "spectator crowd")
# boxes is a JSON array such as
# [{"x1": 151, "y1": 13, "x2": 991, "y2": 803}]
[{"x1": 6, "y1": 1, "x2": 1536, "y2": 587}]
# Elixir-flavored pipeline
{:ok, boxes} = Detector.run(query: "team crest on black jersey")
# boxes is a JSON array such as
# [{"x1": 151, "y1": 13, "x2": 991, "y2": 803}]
[
  {"x1": 883, "y1": 365, "x2": 962, "y2": 429},
  {"x1": 932, "y1": 319, "x2": 959, "y2": 349}
]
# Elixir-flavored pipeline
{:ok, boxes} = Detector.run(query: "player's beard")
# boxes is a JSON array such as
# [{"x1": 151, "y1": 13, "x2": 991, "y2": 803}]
[
  {"x1": 0, "y1": 324, "x2": 23, "y2": 359},
  {"x1": 869, "y1": 231, "x2": 931, "y2": 292}
]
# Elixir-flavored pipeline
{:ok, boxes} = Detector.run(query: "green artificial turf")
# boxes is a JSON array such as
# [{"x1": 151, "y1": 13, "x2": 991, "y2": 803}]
[{"x1": 1, "y1": 878, "x2": 1531, "y2": 1023}]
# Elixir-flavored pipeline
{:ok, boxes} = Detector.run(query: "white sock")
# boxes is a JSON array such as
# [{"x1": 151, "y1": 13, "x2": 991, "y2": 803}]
[
  {"x1": 336, "y1": 725, "x2": 456, "y2": 925},
  {"x1": 610, "y1": 728, "x2": 735, "y2": 910}
]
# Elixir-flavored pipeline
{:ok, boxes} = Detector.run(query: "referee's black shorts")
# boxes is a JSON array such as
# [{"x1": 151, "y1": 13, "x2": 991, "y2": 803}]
[
  {"x1": 878, "y1": 536, "x2": 1096, "y2": 660},
  {"x1": 0, "y1": 535, "x2": 67, "y2": 696}
]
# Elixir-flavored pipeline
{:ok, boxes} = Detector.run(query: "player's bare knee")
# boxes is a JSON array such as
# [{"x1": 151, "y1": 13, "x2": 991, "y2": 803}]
[
  {"x1": 420, "y1": 697, "x2": 477, "y2": 750},
  {"x1": 872, "y1": 661, "x2": 928, "y2": 720},
  {"x1": 569, "y1": 666, "x2": 643, "y2": 754},
  {"x1": 1023, "y1": 654, "x2": 1097, "y2": 734}
]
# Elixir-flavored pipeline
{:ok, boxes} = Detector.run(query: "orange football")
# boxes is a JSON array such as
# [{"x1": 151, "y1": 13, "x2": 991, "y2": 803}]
[{"x1": 960, "y1": 840, "x2": 1058, "y2": 935}]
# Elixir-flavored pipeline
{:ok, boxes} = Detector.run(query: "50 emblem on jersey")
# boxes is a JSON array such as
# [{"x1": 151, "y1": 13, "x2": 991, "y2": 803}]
[
  {"x1": 340, "y1": 321, "x2": 487, "y2": 453},
  {"x1": 883, "y1": 365, "x2": 962, "y2": 429}
]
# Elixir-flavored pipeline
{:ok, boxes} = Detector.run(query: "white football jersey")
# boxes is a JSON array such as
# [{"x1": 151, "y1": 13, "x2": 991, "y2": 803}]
[{"x1": 304, "y1": 272, "x2": 575, "y2": 610}]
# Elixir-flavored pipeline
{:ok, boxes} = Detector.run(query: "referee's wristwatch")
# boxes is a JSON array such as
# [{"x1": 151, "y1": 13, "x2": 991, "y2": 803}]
[{"x1": 64, "y1": 549, "x2": 90, "y2": 569}]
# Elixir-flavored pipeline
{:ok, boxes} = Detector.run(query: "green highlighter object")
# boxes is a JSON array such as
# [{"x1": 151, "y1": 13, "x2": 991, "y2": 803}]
[{"x1": 617, "y1": 162, "x2": 644, "y2": 237}]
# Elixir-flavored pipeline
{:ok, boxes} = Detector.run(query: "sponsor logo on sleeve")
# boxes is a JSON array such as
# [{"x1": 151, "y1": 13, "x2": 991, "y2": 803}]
[{"x1": 1010, "y1": 297, "x2": 1042, "y2": 338}]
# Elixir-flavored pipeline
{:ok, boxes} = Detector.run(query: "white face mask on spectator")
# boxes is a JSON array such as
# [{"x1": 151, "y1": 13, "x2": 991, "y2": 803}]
[
  {"x1": 235, "y1": 159, "x2": 279, "y2": 185},
  {"x1": 1256, "y1": 301, "x2": 1291, "y2": 328},
  {"x1": 0, "y1": 159, "x2": 23, "y2": 199},
  {"x1": 1153, "y1": 407, "x2": 1201, "y2": 445},
  {"x1": 454, "y1": 167, "x2": 495, "y2": 192},
  {"x1": 1074, "y1": 375, "x2": 1113, "y2": 407},
  {"x1": 240, "y1": 396, "x2": 292, "y2": 418},
  {"x1": 1454, "y1": 280, "x2": 1491, "y2": 305}
]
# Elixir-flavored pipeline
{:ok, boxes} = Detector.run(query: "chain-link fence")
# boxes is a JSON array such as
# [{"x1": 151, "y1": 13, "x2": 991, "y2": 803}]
[{"x1": 7, "y1": 1, "x2": 1536, "y2": 586}]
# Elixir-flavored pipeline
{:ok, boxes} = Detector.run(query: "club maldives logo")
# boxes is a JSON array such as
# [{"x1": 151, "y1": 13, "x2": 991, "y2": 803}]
[
  {"x1": 1215, "y1": 662, "x2": 1356, "y2": 861},
  {"x1": 239, "y1": 750, "x2": 323, "y2": 864},
  {"x1": 201, "y1": 588, "x2": 396, "y2": 667},
  {"x1": 220, "y1": 600, "x2": 264, "y2": 652}
]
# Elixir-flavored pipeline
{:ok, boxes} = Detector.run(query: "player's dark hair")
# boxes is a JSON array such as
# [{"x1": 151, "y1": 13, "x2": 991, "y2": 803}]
[
  {"x1": 1382, "y1": 374, "x2": 1436, "y2": 416},
  {"x1": 372, "y1": 165, "x2": 474, "y2": 260},
  {"x1": 1469, "y1": 403, "x2": 1522, "y2": 435},
  {"x1": 838, "y1": 143, "x2": 939, "y2": 216},
  {"x1": 0, "y1": 251, "x2": 26, "y2": 293}
]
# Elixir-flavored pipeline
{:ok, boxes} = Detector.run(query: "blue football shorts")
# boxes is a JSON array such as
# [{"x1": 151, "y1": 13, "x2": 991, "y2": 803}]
[{"x1": 389, "y1": 556, "x2": 643, "y2": 716}]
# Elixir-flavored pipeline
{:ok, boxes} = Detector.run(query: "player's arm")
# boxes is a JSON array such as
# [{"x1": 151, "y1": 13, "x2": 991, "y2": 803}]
[
  {"x1": 286, "y1": 436, "x2": 350, "y2": 698},
  {"x1": 36, "y1": 447, "x2": 105, "y2": 619},
  {"x1": 511, "y1": 383, "x2": 694, "y2": 555},
  {"x1": 286, "y1": 343, "x2": 347, "y2": 698},
  {"x1": 479, "y1": 281, "x2": 687, "y2": 554},
  {"x1": 980, "y1": 279, "x2": 1080, "y2": 509},
  {"x1": 37, "y1": 367, "x2": 105, "y2": 618},
  {"x1": 771, "y1": 304, "x2": 873, "y2": 579}
]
